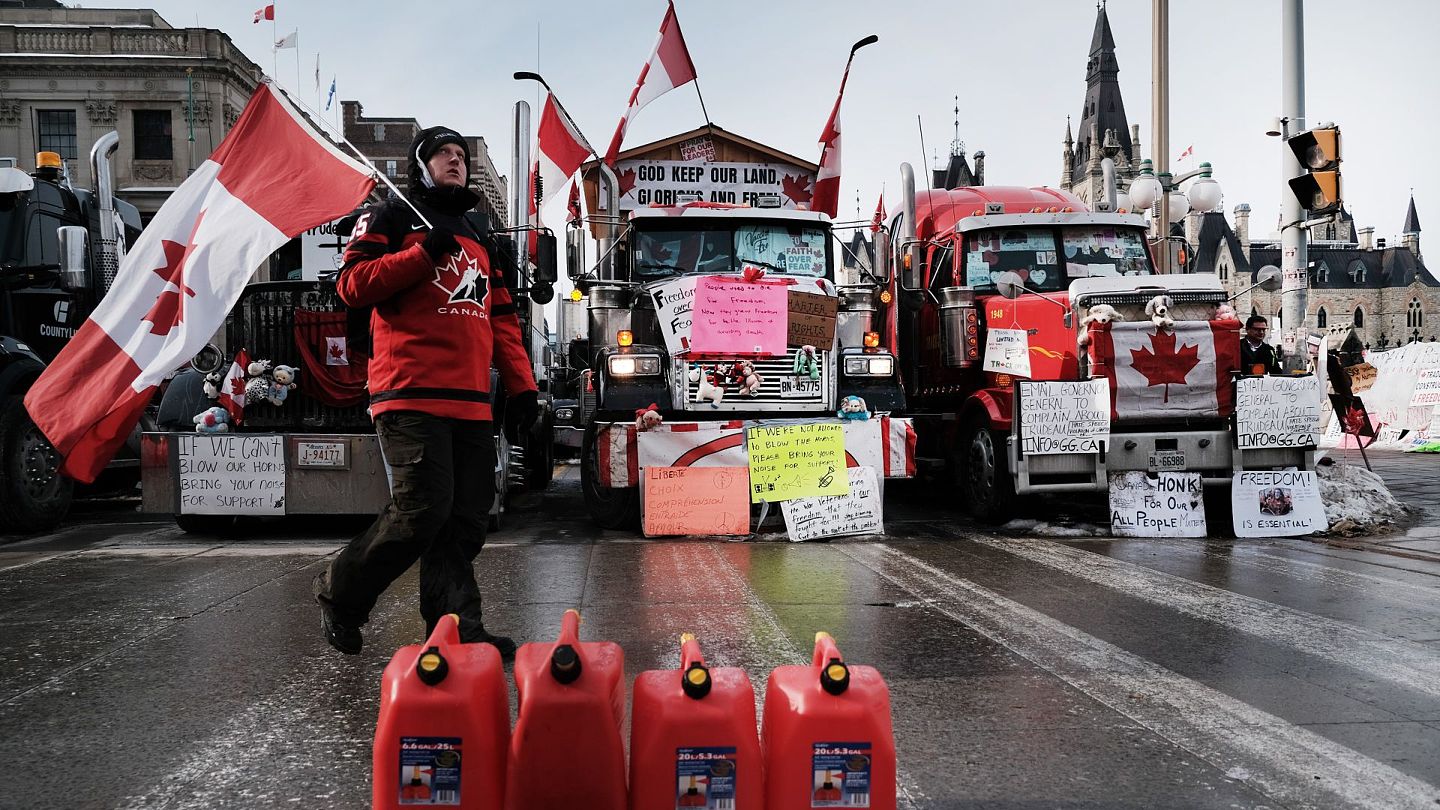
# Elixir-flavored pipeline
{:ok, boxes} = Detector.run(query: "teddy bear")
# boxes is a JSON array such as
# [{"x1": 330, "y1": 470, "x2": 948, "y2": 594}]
[
  {"x1": 193, "y1": 406, "x2": 229, "y2": 433},
  {"x1": 731, "y1": 359, "x2": 764, "y2": 396},
  {"x1": 1077, "y1": 304, "x2": 1123, "y2": 350},
  {"x1": 1213, "y1": 302, "x2": 1237, "y2": 322},
  {"x1": 266, "y1": 364, "x2": 298, "y2": 406},
  {"x1": 634, "y1": 402, "x2": 664, "y2": 431},
  {"x1": 688, "y1": 365, "x2": 724, "y2": 407},
  {"x1": 792, "y1": 344, "x2": 820, "y2": 380},
  {"x1": 244, "y1": 358, "x2": 273, "y2": 404},
  {"x1": 202, "y1": 370, "x2": 224, "y2": 400},
  {"x1": 1145, "y1": 294, "x2": 1175, "y2": 331},
  {"x1": 837, "y1": 394, "x2": 870, "y2": 420}
]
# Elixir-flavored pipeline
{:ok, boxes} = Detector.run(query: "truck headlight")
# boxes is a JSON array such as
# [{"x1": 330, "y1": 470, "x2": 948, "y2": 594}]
[
  {"x1": 554, "y1": 406, "x2": 575, "y2": 421},
  {"x1": 607, "y1": 354, "x2": 662, "y2": 377},
  {"x1": 843, "y1": 354, "x2": 894, "y2": 377}
]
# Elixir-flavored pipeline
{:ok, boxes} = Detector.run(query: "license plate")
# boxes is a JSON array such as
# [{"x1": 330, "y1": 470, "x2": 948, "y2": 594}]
[
  {"x1": 779, "y1": 375, "x2": 821, "y2": 398},
  {"x1": 1148, "y1": 450, "x2": 1186, "y2": 472},
  {"x1": 296, "y1": 440, "x2": 348, "y2": 468}
]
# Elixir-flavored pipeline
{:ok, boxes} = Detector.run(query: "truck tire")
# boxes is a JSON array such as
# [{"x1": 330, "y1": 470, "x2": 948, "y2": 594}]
[
  {"x1": 174, "y1": 514, "x2": 237, "y2": 536},
  {"x1": 0, "y1": 395, "x2": 74, "y2": 534},
  {"x1": 581, "y1": 422, "x2": 639, "y2": 530},
  {"x1": 525, "y1": 427, "x2": 554, "y2": 490},
  {"x1": 961, "y1": 415, "x2": 1016, "y2": 524}
]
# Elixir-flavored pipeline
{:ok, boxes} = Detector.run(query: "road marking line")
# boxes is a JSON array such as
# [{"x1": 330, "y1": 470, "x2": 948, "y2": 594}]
[
  {"x1": 976, "y1": 537, "x2": 1440, "y2": 699},
  {"x1": 841, "y1": 543, "x2": 1440, "y2": 810}
]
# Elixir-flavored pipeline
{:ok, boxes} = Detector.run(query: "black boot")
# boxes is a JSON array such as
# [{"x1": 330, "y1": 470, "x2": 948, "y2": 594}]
[
  {"x1": 312, "y1": 573, "x2": 363, "y2": 655},
  {"x1": 465, "y1": 628, "x2": 516, "y2": 660}
]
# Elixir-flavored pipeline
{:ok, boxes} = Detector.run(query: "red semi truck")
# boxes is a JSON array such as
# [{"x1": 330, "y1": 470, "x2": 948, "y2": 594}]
[{"x1": 886, "y1": 163, "x2": 1303, "y2": 522}]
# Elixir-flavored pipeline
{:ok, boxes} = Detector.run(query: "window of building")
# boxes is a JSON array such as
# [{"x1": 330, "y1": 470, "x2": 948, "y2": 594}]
[
  {"x1": 36, "y1": 109, "x2": 77, "y2": 161},
  {"x1": 133, "y1": 110, "x2": 173, "y2": 161},
  {"x1": 1316, "y1": 307, "x2": 1327, "y2": 328},
  {"x1": 1348, "y1": 259, "x2": 1366, "y2": 283},
  {"x1": 1315, "y1": 261, "x2": 1329, "y2": 283},
  {"x1": 373, "y1": 123, "x2": 385, "y2": 141},
  {"x1": 1218, "y1": 260, "x2": 1228, "y2": 281},
  {"x1": 385, "y1": 160, "x2": 397, "y2": 178},
  {"x1": 1409, "y1": 297, "x2": 1424, "y2": 329},
  {"x1": 1353, "y1": 306, "x2": 1364, "y2": 328}
]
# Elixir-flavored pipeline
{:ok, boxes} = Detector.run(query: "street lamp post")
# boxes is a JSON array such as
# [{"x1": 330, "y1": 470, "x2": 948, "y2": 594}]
[{"x1": 1126, "y1": 159, "x2": 1222, "y2": 272}]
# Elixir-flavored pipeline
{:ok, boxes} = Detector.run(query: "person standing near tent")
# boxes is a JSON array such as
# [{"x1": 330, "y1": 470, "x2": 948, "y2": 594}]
[{"x1": 312, "y1": 126, "x2": 538, "y2": 656}]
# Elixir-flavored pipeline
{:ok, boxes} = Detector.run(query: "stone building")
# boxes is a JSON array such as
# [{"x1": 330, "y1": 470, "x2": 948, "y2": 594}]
[
  {"x1": 0, "y1": 1, "x2": 264, "y2": 220},
  {"x1": 1060, "y1": 2, "x2": 1144, "y2": 206},
  {"x1": 340, "y1": 100, "x2": 508, "y2": 227}
]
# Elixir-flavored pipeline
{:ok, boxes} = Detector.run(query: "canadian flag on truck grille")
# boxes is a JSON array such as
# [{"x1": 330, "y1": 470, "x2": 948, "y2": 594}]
[{"x1": 1088, "y1": 321, "x2": 1238, "y2": 421}]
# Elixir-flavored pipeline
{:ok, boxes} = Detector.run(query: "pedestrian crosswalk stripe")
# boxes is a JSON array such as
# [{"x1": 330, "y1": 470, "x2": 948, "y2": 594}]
[
  {"x1": 841, "y1": 544, "x2": 1440, "y2": 810},
  {"x1": 975, "y1": 537, "x2": 1440, "y2": 700}
]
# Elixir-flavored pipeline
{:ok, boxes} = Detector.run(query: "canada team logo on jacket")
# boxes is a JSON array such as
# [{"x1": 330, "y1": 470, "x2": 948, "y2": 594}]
[{"x1": 433, "y1": 251, "x2": 489, "y2": 312}]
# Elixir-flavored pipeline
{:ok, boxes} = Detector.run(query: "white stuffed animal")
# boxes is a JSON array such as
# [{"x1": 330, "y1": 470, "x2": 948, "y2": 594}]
[
  {"x1": 1077, "y1": 304, "x2": 1123, "y2": 349},
  {"x1": 688, "y1": 365, "x2": 724, "y2": 407},
  {"x1": 266, "y1": 364, "x2": 298, "y2": 406},
  {"x1": 1145, "y1": 294, "x2": 1175, "y2": 331},
  {"x1": 193, "y1": 406, "x2": 229, "y2": 433},
  {"x1": 634, "y1": 403, "x2": 664, "y2": 431},
  {"x1": 244, "y1": 358, "x2": 273, "y2": 404},
  {"x1": 202, "y1": 370, "x2": 224, "y2": 400}
]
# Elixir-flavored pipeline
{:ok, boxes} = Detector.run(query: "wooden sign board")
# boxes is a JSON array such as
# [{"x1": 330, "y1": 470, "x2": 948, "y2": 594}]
[
  {"x1": 642, "y1": 466, "x2": 750, "y2": 537},
  {"x1": 787, "y1": 290, "x2": 837, "y2": 347}
]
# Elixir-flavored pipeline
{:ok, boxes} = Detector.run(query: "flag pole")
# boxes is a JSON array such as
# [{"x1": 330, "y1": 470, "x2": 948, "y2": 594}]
[
  {"x1": 513, "y1": 72, "x2": 598, "y2": 157},
  {"x1": 665, "y1": 1, "x2": 712, "y2": 133}
]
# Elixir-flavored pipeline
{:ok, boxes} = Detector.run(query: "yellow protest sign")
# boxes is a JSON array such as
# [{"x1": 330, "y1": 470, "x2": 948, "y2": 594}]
[{"x1": 746, "y1": 423, "x2": 850, "y2": 503}]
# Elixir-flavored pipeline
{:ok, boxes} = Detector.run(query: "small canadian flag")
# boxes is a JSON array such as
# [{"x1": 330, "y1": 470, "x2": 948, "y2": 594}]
[
  {"x1": 325, "y1": 336, "x2": 348, "y2": 366},
  {"x1": 253, "y1": 4, "x2": 274, "y2": 23}
]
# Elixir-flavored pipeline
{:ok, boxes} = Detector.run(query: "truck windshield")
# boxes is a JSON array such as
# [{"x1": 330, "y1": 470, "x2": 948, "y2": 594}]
[
  {"x1": 634, "y1": 222, "x2": 829, "y2": 280},
  {"x1": 959, "y1": 225, "x2": 1152, "y2": 293}
]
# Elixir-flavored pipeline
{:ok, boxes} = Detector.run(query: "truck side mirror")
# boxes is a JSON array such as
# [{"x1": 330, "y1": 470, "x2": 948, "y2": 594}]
[
  {"x1": 995, "y1": 270, "x2": 1025, "y2": 300},
  {"x1": 566, "y1": 226, "x2": 585, "y2": 280},
  {"x1": 57, "y1": 225, "x2": 88, "y2": 291},
  {"x1": 533, "y1": 231, "x2": 558, "y2": 284},
  {"x1": 873, "y1": 228, "x2": 891, "y2": 283},
  {"x1": 0, "y1": 166, "x2": 34, "y2": 194},
  {"x1": 529, "y1": 281, "x2": 555, "y2": 305}
]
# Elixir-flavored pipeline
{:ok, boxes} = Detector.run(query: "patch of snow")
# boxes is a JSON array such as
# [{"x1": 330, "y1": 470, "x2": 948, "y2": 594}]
[
  {"x1": 1316, "y1": 461, "x2": 1410, "y2": 535},
  {"x1": 1002, "y1": 518, "x2": 1108, "y2": 537}
]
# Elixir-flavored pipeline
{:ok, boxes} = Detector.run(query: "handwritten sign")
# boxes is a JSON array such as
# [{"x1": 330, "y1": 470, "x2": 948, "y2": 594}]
[
  {"x1": 787, "y1": 290, "x2": 837, "y2": 347},
  {"x1": 983, "y1": 328, "x2": 1031, "y2": 377},
  {"x1": 1409, "y1": 367, "x2": 1440, "y2": 408},
  {"x1": 1231, "y1": 471, "x2": 1325, "y2": 537},
  {"x1": 642, "y1": 466, "x2": 749, "y2": 537},
  {"x1": 1108, "y1": 472, "x2": 1206, "y2": 537},
  {"x1": 690, "y1": 276, "x2": 788, "y2": 356},
  {"x1": 651, "y1": 275, "x2": 699, "y2": 355},
  {"x1": 746, "y1": 422, "x2": 848, "y2": 503},
  {"x1": 1018, "y1": 379, "x2": 1110, "y2": 454},
  {"x1": 782, "y1": 466, "x2": 882, "y2": 541},
  {"x1": 1235, "y1": 375, "x2": 1322, "y2": 449},
  {"x1": 176, "y1": 434, "x2": 285, "y2": 515}
]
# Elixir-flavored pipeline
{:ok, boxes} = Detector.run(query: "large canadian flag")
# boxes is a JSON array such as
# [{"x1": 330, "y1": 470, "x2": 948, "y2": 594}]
[
  {"x1": 1089, "y1": 321, "x2": 1239, "y2": 421},
  {"x1": 603, "y1": 0, "x2": 697, "y2": 166},
  {"x1": 24, "y1": 82, "x2": 375, "y2": 482},
  {"x1": 527, "y1": 91, "x2": 592, "y2": 256}
]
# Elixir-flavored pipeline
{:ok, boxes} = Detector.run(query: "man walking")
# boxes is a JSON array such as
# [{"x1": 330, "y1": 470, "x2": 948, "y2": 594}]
[
  {"x1": 1241, "y1": 315, "x2": 1282, "y2": 376},
  {"x1": 312, "y1": 126, "x2": 539, "y2": 656}
]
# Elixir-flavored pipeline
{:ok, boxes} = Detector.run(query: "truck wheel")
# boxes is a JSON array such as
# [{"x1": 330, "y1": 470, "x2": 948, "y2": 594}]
[
  {"x1": 525, "y1": 424, "x2": 554, "y2": 490},
  {"x1": 0, "y1": 395, "x2": 74, "y2": 534},
  {"x1": 581, "y1": 423, "x2": 639, "y2": 530},
  {"x1": 961, "y1": 415, "x2": 1016, "y2": 524},
  {"x1": 174, "y1": 514, "x2": 237, "y2": 535}
]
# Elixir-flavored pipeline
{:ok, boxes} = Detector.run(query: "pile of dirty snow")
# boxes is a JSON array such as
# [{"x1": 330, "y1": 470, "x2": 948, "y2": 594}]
[
  {"x1": 1316, "y1": 461, "x2": 1411, "y2": 535},
  {"x1": 1001, "y1": 518, "x2": 1108, "y2": 537}
]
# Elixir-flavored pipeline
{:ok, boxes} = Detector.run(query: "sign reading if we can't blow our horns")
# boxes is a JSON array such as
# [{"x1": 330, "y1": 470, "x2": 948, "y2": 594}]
[
  {"x1": 1235, "y1": 375, "x2": 1322, "y2": 449},
  {"x1": 1017, "y1": 378, "x2": 1111, "y2": 454}
]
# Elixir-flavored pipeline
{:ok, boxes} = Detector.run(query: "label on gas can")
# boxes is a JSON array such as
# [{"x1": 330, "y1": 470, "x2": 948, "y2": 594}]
[
  {"x1": 398, "y1": 736, "x2": 461, "y2": 805},
  {"x1": 675, "y1": 746, "x2": 737, "y2": 809},
  {"x1": 811, "y1": 741, "x2": 872, "y2": 808}
]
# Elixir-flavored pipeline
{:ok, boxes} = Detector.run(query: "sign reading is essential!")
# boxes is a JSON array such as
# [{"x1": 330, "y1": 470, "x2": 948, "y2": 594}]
[
  {"x1": 1235, "y1": 375, "x2": 1322, "y2": 449},
  {"x1": 746, "y1": 423, "x2": 848, "y2": 503},
  {"x1": 1018, "y1": 379, "x2": 1111, "y2": 454},
  {"x1": 1231, "y1": 470, "x2": 1326, "y2": 537},
  {"x1": 176, "y1": 434, "x2": 285, "y2": 515}
]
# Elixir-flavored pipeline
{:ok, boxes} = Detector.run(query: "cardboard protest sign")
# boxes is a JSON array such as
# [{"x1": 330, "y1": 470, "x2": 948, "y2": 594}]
[
  {"x1": 1108, "y1": 472, "x2": 1206, "y2": 537},
  {"x1": 690, "y1": 276, "x2": 787, "y2": 356},
  {"x1": 1235, "y1": 375, "x2": 1322, "y2": 449},
  {"x1": 983, "y1": 328, "x2": 1031, "y2": 377},
  {"x1": 787, "y1": 290, "x2": 838, "y2": 347},
  {"x1": 1409, "y1": 367, "x2": 1440, "y2": 408},
  {"x1": 642, "y1": 466, "x2": 749, "y2": 537},
  {"x1": 650, "y1": 275, "x2": 699, "y2": 355},
  {"x1": 1018, "y1": 379, "x2": 1110, "y2": 454},
  {"x1": 782, "y1": 466, "x2": 882, "y2": 541},
  {"x1": 176, "y1": 434, "x2": 285, "y2": 515},
  {"x1": 746, "y1": 422, "x2": 848, "y2": 503},
  {"x1": 1231, "y1": 471, "x2": 1326, "y2": 537}
]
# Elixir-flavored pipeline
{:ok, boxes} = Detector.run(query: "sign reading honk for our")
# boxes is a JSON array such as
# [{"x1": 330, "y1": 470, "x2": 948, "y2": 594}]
[{"x1": 745, "y1": 423, "x2": 848, "y2": 503}]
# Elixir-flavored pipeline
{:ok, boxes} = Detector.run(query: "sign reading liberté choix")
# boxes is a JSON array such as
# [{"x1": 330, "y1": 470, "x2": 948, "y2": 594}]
[{"x1": 614, "y1": 158, "x2": 817, "y2": 209}]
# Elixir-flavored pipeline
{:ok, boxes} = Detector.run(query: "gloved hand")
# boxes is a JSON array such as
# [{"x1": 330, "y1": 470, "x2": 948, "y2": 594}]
[
  {"x1": 508, "y1": 389, "x2": 542, "y2": 433},
  {"x1": 422, "y1": 228, "x2": 460, "y2": 261}
]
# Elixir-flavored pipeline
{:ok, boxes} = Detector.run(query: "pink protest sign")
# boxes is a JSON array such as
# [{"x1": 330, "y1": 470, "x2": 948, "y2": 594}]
[{"x1": 688, "y1": 276, "x2": 788, "y2": 356}]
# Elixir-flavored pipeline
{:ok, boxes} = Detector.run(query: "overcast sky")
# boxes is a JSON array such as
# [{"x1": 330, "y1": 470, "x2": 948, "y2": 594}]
[{"x1": 92, "y1": 0, "x2": 1437, "y2": 243}]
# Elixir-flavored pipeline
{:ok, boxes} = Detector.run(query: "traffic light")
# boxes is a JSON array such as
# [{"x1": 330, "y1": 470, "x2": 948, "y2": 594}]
[{"x1": 1286, "y1": 126, "x2": 1342, "y2": 216}]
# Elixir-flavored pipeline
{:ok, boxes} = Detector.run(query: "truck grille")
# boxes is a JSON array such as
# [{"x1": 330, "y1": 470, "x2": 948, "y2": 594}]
[
  {"x1": 1075, "y1": 290, "x2": 1226, "y2": 323},
  {"x1": 226, "y1": 281, "x2": 372, "y2": 431},
  {"x1": 681, "y1": 350, "x2": 830, "y2": 411}
]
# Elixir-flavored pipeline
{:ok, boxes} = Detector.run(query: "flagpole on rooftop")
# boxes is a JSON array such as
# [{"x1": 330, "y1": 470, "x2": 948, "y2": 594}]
[{"x1": 665, "y1": 1, "x2": 712, "y2": 133}]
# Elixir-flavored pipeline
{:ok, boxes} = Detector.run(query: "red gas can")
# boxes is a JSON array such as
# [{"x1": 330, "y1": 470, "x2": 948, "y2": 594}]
[
  {"x1": 762, "y1": 632, "x2": 896, "y2": 810},
  {"x1": 505, "y1": 609, "x2": 627, "y2": 810},
  {"x1": 372, "y1": 613, "x2": 510, "y2": 810},
  {"x1": 629, "y1": 633, "x2": 763, "y2": 810}
]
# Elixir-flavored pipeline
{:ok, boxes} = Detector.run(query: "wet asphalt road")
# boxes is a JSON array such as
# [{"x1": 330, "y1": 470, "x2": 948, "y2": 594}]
[{"x1": 1, "y1": 456, "x2": 1439, "y2": 809}]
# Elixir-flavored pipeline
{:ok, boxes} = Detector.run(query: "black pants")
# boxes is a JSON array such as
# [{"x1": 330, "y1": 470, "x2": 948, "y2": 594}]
[{"x1": 320, "y1": 411, "x2": 497, "y2": 640}]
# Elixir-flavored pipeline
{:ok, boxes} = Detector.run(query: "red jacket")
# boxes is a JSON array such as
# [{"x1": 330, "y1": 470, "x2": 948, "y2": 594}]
[{"x1": 337, "y1": 201, "x2": 536, "y2": 421}]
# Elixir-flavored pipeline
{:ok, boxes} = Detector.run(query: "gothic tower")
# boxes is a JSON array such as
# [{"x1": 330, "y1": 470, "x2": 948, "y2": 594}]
[{"x1": 1062, "y1": 1, "x2": 1142, "y2": 205}]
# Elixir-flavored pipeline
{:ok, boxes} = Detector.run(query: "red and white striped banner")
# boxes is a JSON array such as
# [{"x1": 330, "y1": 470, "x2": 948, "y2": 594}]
[{"x1": 603, "y1": 0, "x2": 697, "y2": 165}]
